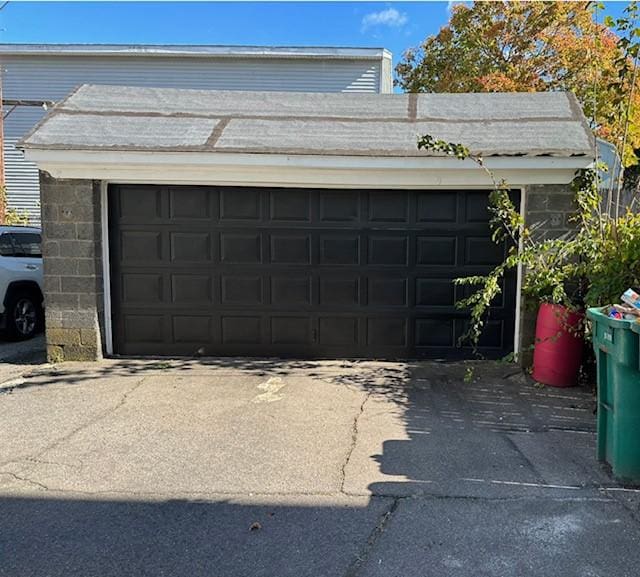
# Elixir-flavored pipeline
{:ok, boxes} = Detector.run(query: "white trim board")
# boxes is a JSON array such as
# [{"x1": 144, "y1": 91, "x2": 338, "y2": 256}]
[
  {"x1": 24, "y1": 150, "x2": 590, "y2": 188},
  {"x1": 513, "y1": 187, "x2": 526, "y2": 359},
  {"x1": 100, "y1": 181, "x2": 113, "y2": 356}
]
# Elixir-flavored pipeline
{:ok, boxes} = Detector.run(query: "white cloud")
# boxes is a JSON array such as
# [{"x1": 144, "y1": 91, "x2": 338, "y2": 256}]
[{"x1": 361, "y1": 8, "x2": 408, "y2": 32}]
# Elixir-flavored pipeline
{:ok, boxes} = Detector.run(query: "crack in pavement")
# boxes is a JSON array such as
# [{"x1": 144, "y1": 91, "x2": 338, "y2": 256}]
[
  {"x1": 343, "y1": 496, "x2": 401, "y2": 577},
  {"x1": 0, "y1": 376, "x2": 147, "y2": 479},
  {"x1": 0, "y1": 471, "x2": 50, "y2": 492},
  {"x1": 4, "y1": 456, "x2": 84, "y2": 471},
  {"x1": 340, "y1": 391, "x2": 371, "y2": 494}
]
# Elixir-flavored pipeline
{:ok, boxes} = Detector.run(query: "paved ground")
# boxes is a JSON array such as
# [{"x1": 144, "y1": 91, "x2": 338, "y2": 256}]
[{"x1": 1, "y1": 357, "x2": 640, "y2": 577}]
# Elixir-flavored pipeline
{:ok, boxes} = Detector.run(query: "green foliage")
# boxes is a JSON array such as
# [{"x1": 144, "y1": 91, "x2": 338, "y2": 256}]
[
  {"x1": 580, "y1": 210, "x2": 640, "y2": 305},
  {"x1": 417, "y1": 135, "x2": 470, "y2": 160}
]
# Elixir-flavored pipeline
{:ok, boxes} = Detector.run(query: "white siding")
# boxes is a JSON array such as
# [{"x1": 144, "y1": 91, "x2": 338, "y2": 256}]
[
  {"x1": 4, "y1": 139, "x2": 40, "y2": 222},
  {"x1": 2, "y1": 53, "x2": 385, "y2": 224},
  {"x1": 3, "y1": 106, "x2": 45, "y2": 224}
]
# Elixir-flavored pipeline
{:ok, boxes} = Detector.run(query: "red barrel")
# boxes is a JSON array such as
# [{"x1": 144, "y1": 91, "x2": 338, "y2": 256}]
[{"x1": 532, "y1": 303, "x2": 584, "y2": 387}]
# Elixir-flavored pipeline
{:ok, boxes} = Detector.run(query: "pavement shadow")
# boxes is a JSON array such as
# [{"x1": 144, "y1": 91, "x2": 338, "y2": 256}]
[
  {"x1": 0, "y1": 494, "x2": 393, "y2": 577},
  {"x1": 367, "y1": 362, "x2": 605, "y2": 498},
  {"x1": 2, "y1": 358, "x2": 630, "y2": 577}
]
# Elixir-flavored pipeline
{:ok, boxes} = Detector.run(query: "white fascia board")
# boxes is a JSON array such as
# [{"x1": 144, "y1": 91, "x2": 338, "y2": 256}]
[
  {"x1": 0, "y1": 44, "x2": 388, "y2": 60},
  {"x1": 24, "y1": 150, "x2": 591, "y2": 188}
]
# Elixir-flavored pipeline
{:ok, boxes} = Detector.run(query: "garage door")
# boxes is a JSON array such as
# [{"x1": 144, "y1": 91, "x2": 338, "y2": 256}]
[{"x1": 108, "y1": 185, "x2": 517, "y2": 358}]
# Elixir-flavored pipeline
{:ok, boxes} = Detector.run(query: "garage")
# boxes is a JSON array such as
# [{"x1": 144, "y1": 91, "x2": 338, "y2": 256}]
[
  {"x1": 19, "y1": 84, "x2": 594, "y2": 362},
  {"x1": 109, "y1": 185, "x2": 517, "y2": 358}
]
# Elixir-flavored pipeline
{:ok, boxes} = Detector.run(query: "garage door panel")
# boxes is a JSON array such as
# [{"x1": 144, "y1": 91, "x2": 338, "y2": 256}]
[
  {"x1": 368, "y1": 236, "x2": 408, "y2": 266},
  {"x1": 171, "y1": 274, "x2": 213, "y2": 304},
  {"x1": 367, "y1": 317, "x2": 407, "y2": 347},
  {"x1": 270, "y1": 189, "x2": 311, "y2": 221},
  {"x1": 319, "y1": 191, "x2": 360, "y2": 222},
  {"x1": 319, "y1": 235, "x2": 360, "y2": 265},
  {"x1": 110, "y1": 185, "x2": 517, "y2": 358},
  {"x1": 318, "y1": 317, "x2": 359, "y2": 346},
  {"x1": 270, "y1": 234, "x2": 311, "y2": 264},
  {"x1": 415, "y1": 318, "x2": 455, "y2": 347},
  {"x1": 169, "y1": 187, "x2": 212, "y2": 219},
  {"x1": 124, "y1": 315, "x2": 165, "y2": 344},
  {"x1": 368, "y1": 277, "x2": 408, "y2": 307},
  {"x1": 319, "y1": 276, "x2": 360, "y2": 307},
  {"x1": 221, "y1": 316, "x2": 262, "y2": 344},
  {"x1": 271, "y1": 317, "x2": 311, "y2": 345},
  {"x1": 416, "y1": 236, "x2": 457, "y2": 266},
  {"x1": 221, "y1": 276, "x2": 263, "y2": 305},
  {"x1": 118, "y1": 186, "x2": 162, "y2": 221},
  {"x1": 121, "y1": 231, "x2": 163, "y2": 262},
  {"x1": 368, "y1": 191, "x2": 409, "y2": 222},
  {"x1": 220, "y1": 188, "x2": 261, "y2": 220},
  {"x1": 170, "y1": 232, "x2": 212, "y2": 262},
  {"x1": 220, "y1": 233, "x2": 262, "y2": 263},
  {"x1": 464, "y1": 190, "x2": 492, "y2": 222},
  {"x1": 415, "y1": 278, "x2": 455, "y2": 307},
  {"x1": 173, "y1": 316, "x2": 212, "y2": 343},
  {"x1": 271, "y1": 277, "x2": 312, "y2": 305},
  {"x1": 122, "y1": 273, "x2": 164, "y2": 304},
  {"x1": 464, "y1": 236, "x2": 506, "y2": 265},
  {"x1": 417, "y1": 191, "x2": 458, "y2": 223}
]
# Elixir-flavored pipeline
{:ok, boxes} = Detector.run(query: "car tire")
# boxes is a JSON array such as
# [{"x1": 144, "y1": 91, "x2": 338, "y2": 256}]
[{"x1": 5, "y1": 291, "x2": 43, "y2": 341}]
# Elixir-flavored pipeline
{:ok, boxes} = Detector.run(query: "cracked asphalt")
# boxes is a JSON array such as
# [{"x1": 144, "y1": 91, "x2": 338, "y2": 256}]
[{"x1": 2, "y1": 357, "x2": 640, "y2": 576}]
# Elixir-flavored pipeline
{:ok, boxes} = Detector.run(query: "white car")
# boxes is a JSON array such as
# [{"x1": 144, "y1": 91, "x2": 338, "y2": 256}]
[{"x1": 0, "y1": 226, "x2": 43, "y2": 340}]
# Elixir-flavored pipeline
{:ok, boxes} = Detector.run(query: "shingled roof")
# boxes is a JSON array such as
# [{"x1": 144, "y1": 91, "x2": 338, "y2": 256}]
[{"x1": 19, "y1": 84, "x2": 595, "y2": 158}]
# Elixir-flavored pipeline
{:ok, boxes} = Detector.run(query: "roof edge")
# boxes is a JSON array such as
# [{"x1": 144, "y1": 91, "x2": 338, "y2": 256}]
[{"x1": 0, "y1": 43, "x2": 391, "y2": 60}]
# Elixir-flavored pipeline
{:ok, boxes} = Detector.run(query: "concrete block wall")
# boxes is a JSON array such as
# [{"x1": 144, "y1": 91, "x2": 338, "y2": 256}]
[
  {"x1": 519, "y1": 183, "x2": 576, "y2": 365},
  {"x1": 40, "y1": 172, "x2": 103, "y2": 362}
]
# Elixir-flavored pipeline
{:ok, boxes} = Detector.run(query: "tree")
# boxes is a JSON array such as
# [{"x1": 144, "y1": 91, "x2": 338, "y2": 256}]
[{"x1": 396, "y1": 1, "x2": 640, "y2": 166}]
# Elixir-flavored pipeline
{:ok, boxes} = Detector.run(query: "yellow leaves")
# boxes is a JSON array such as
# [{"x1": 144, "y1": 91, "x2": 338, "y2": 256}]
[{"x1": 478, "y1": 72, "x2": 520, "y2": 91}]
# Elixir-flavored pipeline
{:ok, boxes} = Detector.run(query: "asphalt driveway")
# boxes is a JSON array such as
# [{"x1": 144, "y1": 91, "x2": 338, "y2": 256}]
[{"x1": 1, "y1": 358, "x2": 640, "y2": 577}]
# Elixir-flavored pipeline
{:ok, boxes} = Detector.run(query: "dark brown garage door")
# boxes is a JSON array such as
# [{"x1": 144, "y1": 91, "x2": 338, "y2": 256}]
[{"x1": 108, "y1": 185, "x2": 517, "y2": 359}]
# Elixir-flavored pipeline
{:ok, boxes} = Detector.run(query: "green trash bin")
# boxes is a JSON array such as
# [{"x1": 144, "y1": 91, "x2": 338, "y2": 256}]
[{"x1": 587, "y1": 307, "x2": 640, "y2": 482}]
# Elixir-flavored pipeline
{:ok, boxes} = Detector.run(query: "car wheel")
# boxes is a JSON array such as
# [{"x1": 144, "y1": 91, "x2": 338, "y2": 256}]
[{"x1": 5, "y1": 292, "x2": 42, "y2": 340}]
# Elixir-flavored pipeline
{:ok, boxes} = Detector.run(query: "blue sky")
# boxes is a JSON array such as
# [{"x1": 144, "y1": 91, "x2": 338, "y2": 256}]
[{"x1": 0, "y1": 1, "x2": 629, "y2": 72}]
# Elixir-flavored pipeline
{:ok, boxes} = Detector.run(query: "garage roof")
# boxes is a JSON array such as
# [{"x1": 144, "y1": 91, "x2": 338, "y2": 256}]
[{"x1": 19, "y1": 84, "x2": 594, "y2": 158}]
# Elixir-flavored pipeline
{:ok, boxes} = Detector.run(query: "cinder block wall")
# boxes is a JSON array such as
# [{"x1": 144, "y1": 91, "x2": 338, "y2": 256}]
[
  {"x1": 40, "y1": 172, "x2": 103, "y2": 362},
  {"x1": 519, "y1": 183, "x2": 576, "y2": 366}
]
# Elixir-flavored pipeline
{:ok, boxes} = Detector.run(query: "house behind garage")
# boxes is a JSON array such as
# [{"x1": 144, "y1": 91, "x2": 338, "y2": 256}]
[
  {"x1": 19, "y1": 84, "x2": 594, "y2": 362},
  {"x1": 1, "y1": 43, "x2": 392, "y2": 224}
]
